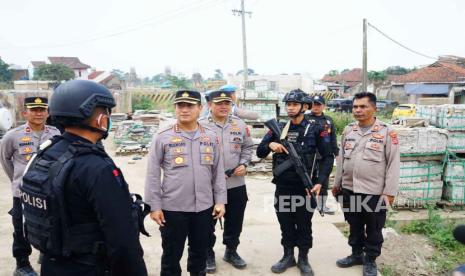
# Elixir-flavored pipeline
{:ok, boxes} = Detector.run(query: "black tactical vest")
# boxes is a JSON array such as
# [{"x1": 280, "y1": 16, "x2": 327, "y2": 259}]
[{"x1": 20, "y1": 136, "x2": 150, "y2": 257}]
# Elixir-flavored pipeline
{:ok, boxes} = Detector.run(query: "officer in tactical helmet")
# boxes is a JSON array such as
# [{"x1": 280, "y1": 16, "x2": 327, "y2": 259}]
[
  {"x1": 256, "y1": 89, "x2": 334, "y2": 276},
  {"x1": 21, "y1": 80, "x2": 148, "y2": 276}
]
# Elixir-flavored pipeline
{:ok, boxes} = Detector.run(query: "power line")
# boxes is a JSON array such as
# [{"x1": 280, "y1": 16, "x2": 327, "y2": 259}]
[
  {"x1": 367, "y1": 22, "x2": 437, "y2": 60},
  {"x1": 0, "y1": 0, "x2": 222, "y2": 50}
]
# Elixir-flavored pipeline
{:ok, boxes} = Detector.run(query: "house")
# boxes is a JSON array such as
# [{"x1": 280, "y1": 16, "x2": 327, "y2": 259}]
[
  {"x1": 378, "y1": 61, "x2": 465, "y2": 104},
  {"x1": 227, "y1": 73, "x2": 314, "y2": 94},
  {"x1": 8, "y1": 64, "x2": 29, "y2": 80},
  {"x1": 48, "y1": 57, "x2": 90, "y2": 79},
  {"x1": 29, "y1": 57, "x2": 91, "y2": 79},
  {"x1": 88, "y1": 71, "x2": 125, "y2": 90},
  {"x1": 321, "y1": 68, "x2": 363, "y2": 91}
]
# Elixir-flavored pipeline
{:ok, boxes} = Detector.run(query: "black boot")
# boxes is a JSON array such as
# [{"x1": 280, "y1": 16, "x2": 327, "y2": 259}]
[
  {"x1": 363, "y1": 255, "x2": 378, "y2": 276},
  {"x1": 190, "y1": 271, "x2": 206, "y2": 276},
  {"x1": 223, "y1": 247, "x2": 247, "y2": 269},
  {"x1": 297, "y1": 249, "x2": 314, "y2": 276},
  {"x1": 206, "y1": 249, "x2": 216, "y2": 273},
  {"x1": 336, "y1": 252, "x2": 364, "y2": 268},
  {"x1": 14, "y1": 258, "x2": 38, "y2": 276},
  {"x1": 271, "y1": 247, "x2": 296, "y2": 273}
]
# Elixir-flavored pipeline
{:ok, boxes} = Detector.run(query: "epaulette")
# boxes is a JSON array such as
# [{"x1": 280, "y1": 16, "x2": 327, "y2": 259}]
[
  {"x1": 13, "y1": 124, "x2": 26, "y2": 132},
  {"x1": 157, "y1": 124, "x2": 173, "y2": 134}
]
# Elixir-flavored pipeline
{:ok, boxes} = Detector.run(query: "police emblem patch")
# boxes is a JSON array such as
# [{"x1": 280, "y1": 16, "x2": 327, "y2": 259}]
[{"x1": 174, "y1": 156, "x2": 184, "y2": 165}]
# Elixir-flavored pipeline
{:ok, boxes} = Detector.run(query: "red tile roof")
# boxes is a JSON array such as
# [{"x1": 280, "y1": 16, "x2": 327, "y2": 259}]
[
  {"x1": 88, "y1": 71, "x2": 104, "y2": 80},
  {"x1": 321, "y1": 68, "x2": 362, "y2": 86},
  {"x1": 394, "y1": 62, "x2": 465, "y2": 83},
  {"x1": 31, "y1": 61, "x2": 45, "y2": 68},
  {"x1": 48, "y1": 56, "x2": 90, "y2": 69}
]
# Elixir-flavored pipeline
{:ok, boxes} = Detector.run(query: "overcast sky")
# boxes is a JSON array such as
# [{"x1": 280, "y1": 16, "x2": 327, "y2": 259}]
[{"x1": 1, "y1": 0, "x2": 464, "y2": 79}]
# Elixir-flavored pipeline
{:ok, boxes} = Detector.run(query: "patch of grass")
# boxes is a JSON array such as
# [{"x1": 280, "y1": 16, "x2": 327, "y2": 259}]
[
  {"x1": 380, "y1": 265, "x2": 397, "y2": 276},
  {"x1": 401, "y1": 205, "x2": 465, "y2": 274}
]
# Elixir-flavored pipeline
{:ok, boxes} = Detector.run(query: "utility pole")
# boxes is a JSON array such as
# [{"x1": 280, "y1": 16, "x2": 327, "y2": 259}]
[
  {"x1": 362, "y1": 18, "x2": 368, "y2": 92},
  {"x1": 232, "y1": 0, "x2": 251, "y2": 99}
]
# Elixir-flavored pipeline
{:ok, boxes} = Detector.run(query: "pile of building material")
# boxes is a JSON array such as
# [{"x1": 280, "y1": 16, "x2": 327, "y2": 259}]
[
  {"x1": 392, "y1": 125, "x2": 448, "y2": 156},
  {"x1": 395, "y1": 161, "x2": 444, "y2": 208},
  {"x1": 392, "y1": 125, "x2": 448, "y2": 208},
  {"x1": 417, "y1": 104, "x2": 465, "y2": 153},
  {"x1": 138, "y1": 114, "x2": 160, "y2": 125},
  {"x1": 246, "y1": 138, "x2": 273, "y2": 175},
  {"x1": 443, "y1": 157, "x2": 465, "y2": 205},
  {"x1": 113, "y1": 121, "x2": 157, "y2": 155}
]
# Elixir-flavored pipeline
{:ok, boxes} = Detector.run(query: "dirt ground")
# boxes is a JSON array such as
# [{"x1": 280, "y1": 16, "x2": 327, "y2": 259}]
[
  {"x1": 0, "y1": 134, "x2": 370, "y2": 276},
  {"x1": 377, "y1": 229, "x2": 434, "y2": 276}
]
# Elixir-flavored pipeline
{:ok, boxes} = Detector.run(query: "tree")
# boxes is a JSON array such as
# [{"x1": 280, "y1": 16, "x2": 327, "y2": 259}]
[
  {"x1": 111, "y1": 69, "x2": 126, "y2": 80},
  {"x1": 368, "y1": 71, "x2": 387, "y2": 82},
  {"x1": 214, "y1": 69, "x2": 224, "y2": 80},
  {"x1": 151, "y1": 73, "x2": 165, "y2": 83},
  {"x1": 384, "y1": 66, "x2": 410, "y2": 75},
  {"x1": 34, "y1": 64, "x2": 75, "y2": 81},
  {"x1": 167, "y1": 75, "x2": 190, "y2": 89},
  {"x1": 236, "y1": 68, "x2": 255, "y2": 76},
  {"x1": 328, "y1": 69, "x2": 339, "y2": 76},
  {"x1": 0, "y1": 59, "x2": 13, "y2": 82},
  {"x1": 368, "y1": 71, "x2": 387, "y2": 95}
]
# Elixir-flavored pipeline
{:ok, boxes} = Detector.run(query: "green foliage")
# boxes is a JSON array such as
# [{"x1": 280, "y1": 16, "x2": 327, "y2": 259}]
[
  {"x1": 401, "y1": 205, "x2": 465, "y2": 273},
  {"x1": 384, "y1": 66, "x2": 411, "y2": 75},
  {"x1": 0, "y1": 59, "x2": 13, "y2": 82},
  {"x1": 132, "y1": 96, "x2": 154, "y2": 111},
  {"x1": 368, "y1": 70, "x2": 387, "y2": 82},
  {"x1": 380, "y1": 265, "x2": 396, "y2": 276},
  {"x1": 327, "y1": 69, "x2": 339, "y2": 76},
  {"x1": 235, "y1": 68, "x2": 255, "y2": 76},
  {"x1": 34, "y1": 64, "x2": 75, "y2": 81},
  {"x1": 111, "y1": 69, "x2": 126, "y2": 80},
  {"x1": 214, "y1": 69, "x2": 224, "y2": 80},
  {"x1": 325, "y1": 111, "x2": 353, "y2": 136},
  {"x1": 167, "y1": 75, "x2": 190, "y2": 89}
]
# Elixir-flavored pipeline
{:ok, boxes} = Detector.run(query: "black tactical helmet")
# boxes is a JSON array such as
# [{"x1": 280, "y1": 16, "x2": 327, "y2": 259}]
[
  {"x1": 282, "y1": 89, "x2": 305, "y2": 103},
  {"x1": 49, "y1": 80, "x2": 116, "y2": 119},
  {"x1": 302, "y1": 94, "x2": 313, "y2": 105}
]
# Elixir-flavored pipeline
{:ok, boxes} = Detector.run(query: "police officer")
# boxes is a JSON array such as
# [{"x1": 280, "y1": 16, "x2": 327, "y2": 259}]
[
  {"x1": 256, "y1": 89, "x2": 334, "y2": 276},
  {"x1": 0, "y1": 96, "x2": 59, "y2": 276},
  {"x1": 332, "y1": 92, "x2": 400, "y2": 276},
  {"x1": 145, "y1": 90, "x2": 227, "y2": 276},
  {"x1": 306, "y1": 95, "x2": 339, "y2": 215},
  {"x1": 199, "y1": 91, "x2": 254, "y2": 273},
  {"x1": 22, "y1": 80, "x2": 148, "y2": 276}
]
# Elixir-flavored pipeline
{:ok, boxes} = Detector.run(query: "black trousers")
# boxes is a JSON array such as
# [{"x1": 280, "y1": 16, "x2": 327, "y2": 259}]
[
  {"x1": 160, "y1": 207, "x2": 213, "y2": 276},
  {"x1": 274, "y1": 187, "x2": 315, "y2": 251},
  {"x1": 9, "y1": 197, "x2": 32, "y2": 260},
  {"x1": 341, "y1": 189, "x2": 387, "y2": 258},
  {"x1": 208, "y1": 185, "x2": 248, "y2": 252},
  {"x1": 41, "y1": 254, "x2": 106, "y2": 276}
]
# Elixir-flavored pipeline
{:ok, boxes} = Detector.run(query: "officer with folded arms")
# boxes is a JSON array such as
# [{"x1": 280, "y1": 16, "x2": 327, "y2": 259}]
[
  {"x1": 145, "y1": 90, "x2": 227, "y2": 276},
  {"x1": 0, "y1": 96, "x2": 60, "y2": 276},
  {"x1": 199, "y1": 91, "x2": 254, "y2": 273}
]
